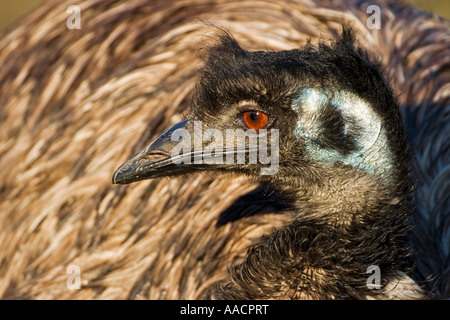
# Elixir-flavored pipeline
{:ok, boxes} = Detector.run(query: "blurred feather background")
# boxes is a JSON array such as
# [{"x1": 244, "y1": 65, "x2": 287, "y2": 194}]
[
  {"x1": 0, "y1": 0, "x2": 449, "y2": 31},
  {"x1": 0, "y1": 0, "x2": 448, "y2": 299}
]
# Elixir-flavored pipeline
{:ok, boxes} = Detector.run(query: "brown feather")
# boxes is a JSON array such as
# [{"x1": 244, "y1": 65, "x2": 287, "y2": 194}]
[{"x1": 0, "y1": 0, "x2": 448, "y2": 299}]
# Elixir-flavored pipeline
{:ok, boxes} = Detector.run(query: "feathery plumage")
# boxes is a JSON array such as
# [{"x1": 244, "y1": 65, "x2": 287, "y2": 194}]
[{"x1": 0, "y1": 0, "x2": 448, "y2": 299}]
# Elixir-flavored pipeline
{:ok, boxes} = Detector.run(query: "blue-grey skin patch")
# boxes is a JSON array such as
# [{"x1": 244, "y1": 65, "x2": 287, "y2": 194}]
[{"x1": 293, "y1": 88, "x2": 392, "y2": 176}]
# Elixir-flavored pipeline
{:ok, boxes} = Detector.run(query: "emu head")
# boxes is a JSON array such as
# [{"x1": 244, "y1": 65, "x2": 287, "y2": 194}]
[{"x1": 112, "y1": 27, "x2": 409, "y2": 221}]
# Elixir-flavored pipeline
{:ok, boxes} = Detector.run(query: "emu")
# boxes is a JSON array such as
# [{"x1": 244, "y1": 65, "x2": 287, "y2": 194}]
[
  {"x1": 0, "y1": 0, "x2": 448, "y2": 299},
  {"x1": 113, "y1": 26, "x2": 425, "y2": 299}
]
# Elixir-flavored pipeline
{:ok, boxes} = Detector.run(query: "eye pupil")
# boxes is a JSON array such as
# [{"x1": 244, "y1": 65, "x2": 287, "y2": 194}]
[{"x1": 242, "y1": 111, "x2": 269, "y2": 130}]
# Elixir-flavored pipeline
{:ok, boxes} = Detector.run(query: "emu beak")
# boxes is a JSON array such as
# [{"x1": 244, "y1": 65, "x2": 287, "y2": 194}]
[
  {"x1": 113, "y1": 117, "x2": 279, "y2": 184},
  {"x1": 112, "y1": 119, "x2": 208, "y2": 184}
]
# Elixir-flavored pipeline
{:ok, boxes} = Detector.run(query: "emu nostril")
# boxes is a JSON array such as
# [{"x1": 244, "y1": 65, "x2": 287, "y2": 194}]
[{"x1": 141, "y1": 152, "x2": 170, "y2": 163}]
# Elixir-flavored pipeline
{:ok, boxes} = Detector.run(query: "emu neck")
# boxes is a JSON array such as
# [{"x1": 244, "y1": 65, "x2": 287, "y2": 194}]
[
  {"x1": 212, "y1": 167, "x2": 412, "y2": 299},
  {"x1": 292, "y1": 165, "x2": 401, "y2": 228}
]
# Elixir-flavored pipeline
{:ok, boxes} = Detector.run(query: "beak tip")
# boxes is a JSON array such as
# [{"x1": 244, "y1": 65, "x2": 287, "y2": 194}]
[
  {"x1": 112, "y1": 160, "x2": 145, "y2": 185},
  {"x1": 111, "y1": 170, "x2": 121, "y2": 184},
  {"x1": 111, "y1": 164, "x2": 131, "y2": 185},
  {"x1": 111, "y1": 119, "x2": 191, "y2": 185}
]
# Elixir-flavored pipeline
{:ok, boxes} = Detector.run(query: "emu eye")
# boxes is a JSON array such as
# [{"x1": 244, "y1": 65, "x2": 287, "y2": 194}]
[{"x1": 242, "y1": 111, "x2": 269, "y2": 130}]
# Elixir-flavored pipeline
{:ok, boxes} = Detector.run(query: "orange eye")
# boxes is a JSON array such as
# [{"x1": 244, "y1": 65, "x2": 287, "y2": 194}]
[{"x1": 242, "y1": 111, "x2": 269, "y2": 130}]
